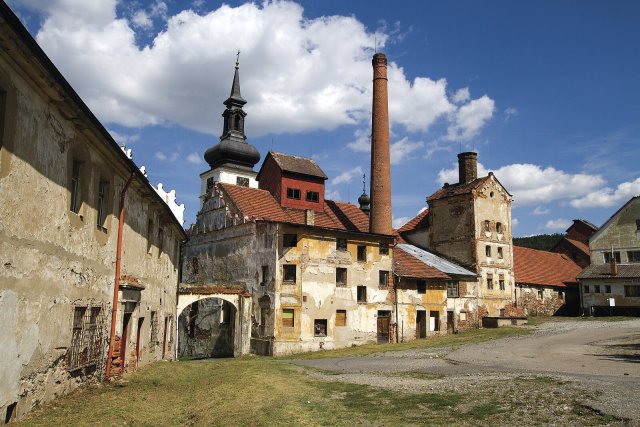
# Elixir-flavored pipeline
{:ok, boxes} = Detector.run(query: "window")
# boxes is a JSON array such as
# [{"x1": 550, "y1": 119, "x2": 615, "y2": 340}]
[
  {"x1": 282, "y1": 309, "x2": 294, "y2": 327},
  {"x1": 417, "y1": 280, "x2": 427, "y2": 294},
  {"x1": 496, "y1": 222, "x2": 503, "y2": 234},
  {"x1": 336, "y1": 238, "x2": 347, "y2": 251},
  {"x1": 594, "y1": 285, "x2": 601, "y2": 293},
  {"x1": 624, "y1": 286, "x2": 640, "y2": 297},
  {"x1": 283, "y1": 264, "x2": 296, "y2": 283},
  {"x1": 336, "y1": 268, "x2": 347, "y2": 286},
  {"x1": 96, "y1": 179, "x2": 109, "y2": 231},
  {"x1": 447, "y1": 281, "x2": 459, "y2": 297},
  {"x1": 68, "y1": 306, "x2": 103, "y2": 370},
  {"x1": 206, "y1": 177, "x2": 215, "y2": 193},
  {"x1": 628, "y1": 251, "x2": 640, "y2": 263},
  {"x1": 605, "y1": 285, "x2": 611, "y2": 293},
  {"x1": 487, "y1": 277, "x2": 494, "y2": 290},
  {"x1": 603, "y1": 251, "x2": 621, "y2": 264},
  {"x1": 357, "y1": 285, "x2": 367, "y2": 303},
  {"x1": 497, "y1": 247, "x2": 503, "y2": 259},
  {"x1": 261, "y1": 265, "x2": 269, "y2": 286},
  {"x1": 314, "y1": 319, "x2": 327, "y2": 337},
  {"x1": 236, "y1": 176, "x2": 249, "y2": 187},
  {"x1": 146, "y1": 219, "x2": 154, "y2": 252},
  {"x1": 70, "y1": 159, "x2": 82, "y2": 214},
  {"x1": 499, "y1": 279, "x2": 505, "y2": 291},
  {"x1": 335, "y1": 310, "x2": 346, "y2": 327},
  {"x1": 286, "y1": 188, "x2": 301, "y2": 200},
  {"x1": 357, "y1": 245, "x2": 367, "y2": 261},
  {"x1": 538, "y1": 290, "x2": 543, "y2": 299},
  {"x1": 379, "y1": 243, "x2": 389, "y2": 255},
  {"x1": 485, "y1": 245, "x2": 491, "y2": 258},
  {"x1": 583, "y1": 285, "x2": 589, "y2": 293},
  {"x1": 305, "y1": 191, "x2": 319, "y2": 202},
  {"x1": 637, "y1": 219, "x2": 640, "y2": 231},
  {"x1": 379, "y1": 270, "x2": 389, "y2": 289},
  {"x1": 459, "y1": 311, "x2": 467, "y2": 321},
  {"x1": 484, "y1": 220, "x2": 490, "y2": 233},
  {"x1": 192, "y1": 257, "x2": 199, "y2": 274},
  {"x1": 283, "y1": 233, "x2": 297, "y2": 248},
  {"x1": 157, "y1": 228, "x2": 164, "y2": 255}
]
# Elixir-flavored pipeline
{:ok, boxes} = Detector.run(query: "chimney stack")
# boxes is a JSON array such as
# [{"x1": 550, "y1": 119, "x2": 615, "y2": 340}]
[
  {"x1": 458, "y1": 152, "x2": 478, "y2": 184},
  {"x1": 369, "y1": 53, "x2": 392, "y2": 235}
]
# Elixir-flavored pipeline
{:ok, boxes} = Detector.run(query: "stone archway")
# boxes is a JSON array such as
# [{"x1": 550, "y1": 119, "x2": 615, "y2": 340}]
[{"x1": 177, "y1": 297, "x2": 236, "y2": 358}]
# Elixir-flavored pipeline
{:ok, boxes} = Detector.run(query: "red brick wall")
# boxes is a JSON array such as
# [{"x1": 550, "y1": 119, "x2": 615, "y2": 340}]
[
  {"x1": 566, "y1": 222, "x2": 595, "y2": 244},
  {"x1": 279, "y1": 175, "x2": 325, "y2": 211},
  {"x1": 258, "y1": 155, "x2": 283, "y2": 203}
]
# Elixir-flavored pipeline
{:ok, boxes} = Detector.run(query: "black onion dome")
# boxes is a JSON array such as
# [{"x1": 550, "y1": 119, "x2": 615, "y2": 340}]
[
  {"x1": 204, "y1": 139, "x2": 260, "y2": 170},
  {"x1": 358, "y1": 192, "x2": 370, "y2": 208}
]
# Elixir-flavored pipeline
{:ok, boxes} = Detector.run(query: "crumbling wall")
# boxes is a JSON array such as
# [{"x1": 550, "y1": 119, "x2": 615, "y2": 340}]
[
  {"x1": 178, "y1": 298, "x2": 234, "y2": 358},
  {"x1": 517, "y1": 287, "x2": 564, "y2": 316}
]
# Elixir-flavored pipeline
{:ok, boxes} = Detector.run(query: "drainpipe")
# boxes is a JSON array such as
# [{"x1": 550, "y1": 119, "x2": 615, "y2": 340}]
[
  {"x1": 394, "y1": 275, "x2": 400, "y2": 343},
  {"x1": 105, "y1": 171, "x2": 135, "y2": 380}
]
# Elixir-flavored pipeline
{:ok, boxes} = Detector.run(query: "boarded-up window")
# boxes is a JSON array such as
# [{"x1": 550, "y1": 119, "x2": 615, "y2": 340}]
[
  {"x1": 283, "y1": 264, "x2": 296, "y2": 283},
  {"x1": 282, "y1": 309, "x2": 294, "y2": 327},
  {"x1": 336, "y1": 268, "x2": 347, "y2": 286},
  {"x1": 314, "y1": 319, "x2": 327, "y2": 337},
  {"x1": 335, "y1": 310, "x2": 346, "y2": 327}
]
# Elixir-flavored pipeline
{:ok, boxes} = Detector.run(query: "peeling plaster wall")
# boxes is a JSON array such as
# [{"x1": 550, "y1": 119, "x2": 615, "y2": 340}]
[
  {"x1": 516, "y1": 286, "x2": 566, "y2": 316},
  {"x1": 395, "y1": 278, "x2": 447, "y2": 341},
  {"x1": 0, "y1": 46, "x2": 181, "y2": 420}
]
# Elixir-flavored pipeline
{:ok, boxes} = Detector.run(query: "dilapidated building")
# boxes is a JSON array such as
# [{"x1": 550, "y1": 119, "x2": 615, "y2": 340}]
[
  {"x1": 0, "y1": 4, "x2": 186, "y2": 421},
  {"x1": 551, "y1": 219, "x2": 598, "y2": 269},
  {"x1": 578, "y1": 195, "x2": 640, "y2": 316}
]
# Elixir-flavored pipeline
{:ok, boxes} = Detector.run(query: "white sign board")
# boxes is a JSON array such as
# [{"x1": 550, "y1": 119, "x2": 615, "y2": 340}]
[{"x1": 609, "y1": 298, "x2": 615, "y2": 307}]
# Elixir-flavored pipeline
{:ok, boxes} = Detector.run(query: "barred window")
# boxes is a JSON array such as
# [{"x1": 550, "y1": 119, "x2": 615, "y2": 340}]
[{"x1": 68, "y1": 306, "x2": 104, "y2": 371}]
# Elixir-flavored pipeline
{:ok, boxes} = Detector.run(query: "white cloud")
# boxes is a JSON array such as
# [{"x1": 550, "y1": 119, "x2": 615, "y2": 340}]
[
  {"x1": 28, "y1": 0, "x2": 495, "y2": 143},
  {"x1": 569, "y1": 177, "x2": 640, "y2": 209},
  {"x1": 324, "y1": 187, "x2": 341, "y2": 201},
  {"x1": 446, "y1": 95, "x2": 495, "y2": 142},
  {"x1": 452, "y1": 87, "x2": 470, "y2": 104},
  {"x1": 545, "y1": 218, "x2": 572, "y2": 231},
  {"x1": 186, "y1": 152, "x2": 203, "y2": 165},
  {"x1": 504, "y1": 107, "x2": 518, "y2": 122},
  {"x1": 533, "y1": 206, "x2": 549, "y2": 215},
  {"x1": 393, "y1": 216, "x2": 410, "y2": 229},
  {"x1": 107, "y1": 129, "x2": 139, "y2": 145},
  {"x1": 390, "y1": 137, "x2": 424, "y2": 165},
  {"x1": 332, "y1": 166, "x2": 363, "y2": 186},
  {"x1": 155, "y1": 151, "x2": 178, "y2": 162},
  {"x1": 437, "y1": 162, "x2": 605, "y2": 206},
  {"x1": 346, "y1": 129, "x2": 370, "y2": 153},
  {"x1": 512, "y1": 218, "x2": 519, "y2": 228}
]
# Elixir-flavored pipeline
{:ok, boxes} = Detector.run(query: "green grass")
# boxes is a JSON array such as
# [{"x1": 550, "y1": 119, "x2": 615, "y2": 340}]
[{"x1": 526, "y1": 315, "x2": 637, "y2": 326}]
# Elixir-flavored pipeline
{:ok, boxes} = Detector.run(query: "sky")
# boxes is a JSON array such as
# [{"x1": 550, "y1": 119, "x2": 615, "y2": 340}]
[{"x1": 8, "y1": 0, "x2": 640, "y2": 236}]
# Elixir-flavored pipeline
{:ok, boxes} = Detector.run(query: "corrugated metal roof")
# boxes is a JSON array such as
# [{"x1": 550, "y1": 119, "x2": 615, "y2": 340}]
[{"x1": 396, "y1": 243, "x2": 476, "y2": 277}]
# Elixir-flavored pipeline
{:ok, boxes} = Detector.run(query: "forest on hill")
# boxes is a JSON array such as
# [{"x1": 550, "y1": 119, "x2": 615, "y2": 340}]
[{"x1": 513, "y1": 233, "x2": 565, "y2": 251}]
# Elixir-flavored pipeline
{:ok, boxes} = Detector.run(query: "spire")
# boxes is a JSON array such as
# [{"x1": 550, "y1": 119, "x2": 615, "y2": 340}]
[
  {"x1": 358, "y1": 173, "x2": 370, "y2": 215},
  {"x1": 203, "y1": 54, "x2": 260, "y2": 171}
]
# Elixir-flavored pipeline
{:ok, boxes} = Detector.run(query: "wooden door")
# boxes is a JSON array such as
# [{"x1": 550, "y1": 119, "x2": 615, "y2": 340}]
[
  {"x1": 377, "y1": 311, "x2": 390, "y2": 344},
  {"x1": 120, "y1": 313, "x2": 131, "y2": 368},
  {"x1": 416, "y1": 310, "x2": 427, "y2": 338},
  {"x1": 447, "y1": 311, "x2": 454, "y2": 332}
]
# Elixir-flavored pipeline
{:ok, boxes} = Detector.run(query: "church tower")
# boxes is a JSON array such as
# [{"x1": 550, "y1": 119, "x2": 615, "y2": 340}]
[{"x1": 200, "y1": 56, "x2": 260, "y2": 207}]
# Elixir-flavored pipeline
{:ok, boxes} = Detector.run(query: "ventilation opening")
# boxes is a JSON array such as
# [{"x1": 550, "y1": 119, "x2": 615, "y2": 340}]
[{"x1": 5, "y1": 402, "x2": 17, "y2": 424}]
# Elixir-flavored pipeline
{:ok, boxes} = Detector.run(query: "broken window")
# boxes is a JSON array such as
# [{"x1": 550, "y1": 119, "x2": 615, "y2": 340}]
[
  {"x1": 379, "y1": 270, "x2": 389, "y2": 289},
  {"x1": 357, "y1": 245, "x2": 367, "y2": 262},
  {"x1": 447, "y1": 281, "x2": 459, "y2": 297},
  {"x1": 261, "y1": 265, "x2": 269, "y2": 286},
  {"x1": 282, "y1": 309, "x2": 294, "y2": 327},
  {"x1": 497, "y1": 247, "x2": 503, "y2": 259},
  {"x1": 96, "y1": 179, "x2": 109, "y2": 231},
  {"x1": 283, "y1": 264, "x2": 296, "y2": 283},
  {"x1": 379, "y1": 243, "x2": 389, "y2": 255},
  {"x1": 583, "y1": 285, "x2": 589, "y2": 293},
  {"x1": 286, "y1": 187, "x2": 301, "y2": 200},
  {"x1": 335, "y1": 310, "x2": 346, "y2": 327},
  {"x1": 628, "y1": 250, "x2": 640, "y2": 263},
  {"x1": 336, "y1": 238, "x2": 347, "y2": 251},
  {"x1": 283, "y1": 233, "x2": 297, "y2": 248},
  {"x1": 485, "y1": 245, "x2": 491, "y2": 258},
  {"x1": 70, "y1": 159, "x2": 82, "y2": 214},
  {"x1": 605, "y1": 285, "x2": 611, "y2": 293},
  {"x1": 417, "y1": 280, "x2": 427, "y2": 294},
  {"x1": 305, "y1": 191, "x2": 319, "y2": 202},
  {"x1": 68, "y1": 306, "x2": 103, "y2": 371},
  {"x1": 603, "y1": 251, "x2": 621, "y2": 264},
  {"x1": 236, "y1": 176, "x2": 249, "y2": 187},
  {"x1": 357, "y1": 285, "x2": 367, "y2": 303},
  {"x1": 336, "y1": 267, "x2": 347, "y2": 286},
  {"x1": 496, "y1": 222, "x2": 503, "y2": 234},
  {"x1": 314, "y1": 319, "x2": 327, "y2": 337}
]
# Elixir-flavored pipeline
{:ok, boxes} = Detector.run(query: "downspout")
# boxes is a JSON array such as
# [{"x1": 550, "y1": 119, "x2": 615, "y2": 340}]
[
  {"x1": 105, "y1": 171, "x2": 135, "y2": 380},
  {"x1": 394, "y1": 275, "x2": 399, "y2": 343}
]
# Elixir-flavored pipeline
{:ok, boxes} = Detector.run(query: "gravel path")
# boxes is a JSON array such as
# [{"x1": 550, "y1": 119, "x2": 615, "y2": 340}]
[{"x1": 292, "y1": 319, "x2": 640, "y2": 425}]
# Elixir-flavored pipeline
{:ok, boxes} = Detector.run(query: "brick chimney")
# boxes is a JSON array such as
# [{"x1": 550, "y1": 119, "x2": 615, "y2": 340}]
[
  {"x1": 458, "y1": 152, "x2": 478, "y2": 184},
  {"x1": 369, "y1": 53, "x2": 392, "y2": 235}
]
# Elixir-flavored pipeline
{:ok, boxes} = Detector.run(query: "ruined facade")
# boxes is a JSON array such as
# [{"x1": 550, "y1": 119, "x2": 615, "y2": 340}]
[
  {"x1": 0, "y1": 5, "x2": 186, "y2": 421},
  {"x1": 578, "y1": 196, "x2": 640, "y2": 316}
]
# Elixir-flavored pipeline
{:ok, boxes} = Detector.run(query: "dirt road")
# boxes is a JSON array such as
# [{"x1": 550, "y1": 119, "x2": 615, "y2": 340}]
[{"x1": 293, "y1": 319, "x2": 640, "y2": 424}]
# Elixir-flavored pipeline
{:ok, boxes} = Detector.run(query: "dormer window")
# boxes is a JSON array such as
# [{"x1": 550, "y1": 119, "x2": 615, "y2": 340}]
[
  {"x1": 287, "y1": 188, "x2": 301, "y2": 200},
  {"x1": 305, "y1": 191, "x2": 319, "y2": 202}
]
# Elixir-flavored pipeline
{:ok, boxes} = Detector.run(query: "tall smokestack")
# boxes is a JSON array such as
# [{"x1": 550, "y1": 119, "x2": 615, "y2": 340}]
[
  {"x1": 458, "y1": 152, "x2": 478, "y2": 184},
  {"x1": 369, "y1": 53, "x2": 392, "y2": 235}
]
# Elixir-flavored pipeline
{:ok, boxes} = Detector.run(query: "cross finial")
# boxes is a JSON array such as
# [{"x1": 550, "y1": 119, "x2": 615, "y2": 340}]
[
  {"x1": 362, "y1": 173, "x2": 366, "y2": 193},
  {"x1": 235, "y1": 50, "x2": 240, "y2": 68}
]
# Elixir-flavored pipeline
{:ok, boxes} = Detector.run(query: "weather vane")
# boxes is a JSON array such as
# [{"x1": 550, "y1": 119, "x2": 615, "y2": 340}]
[
  {"x1": 236, "y1": 50, "x2": 240, "y2": 68},
  {"x1": 362, "y1": 173, "x2": 366, "y2": 193}
]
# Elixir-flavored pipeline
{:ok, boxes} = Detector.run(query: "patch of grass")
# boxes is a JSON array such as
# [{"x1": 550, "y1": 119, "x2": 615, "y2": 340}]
[
  {"x1": 527, "y1": 315, "x2": 637, "y2": 326},
  {"x1": 281, "y1": 327, "x2": 530, "y2": 360},
  {"x1": 466, "y1": 400, "x2": 508, "y2": 419}
]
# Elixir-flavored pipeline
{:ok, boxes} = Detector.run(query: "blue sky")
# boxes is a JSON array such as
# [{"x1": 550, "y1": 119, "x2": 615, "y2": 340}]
[{"x1": 9, "y1": 0, "x2": 640, "y2": 236}]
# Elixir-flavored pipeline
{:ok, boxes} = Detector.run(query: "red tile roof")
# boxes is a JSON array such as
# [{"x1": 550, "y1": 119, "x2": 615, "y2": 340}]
[
  {"x1": 513, "y1": 245, "x2": 582, "y2": 287},
  {"x1": 397, "y1": 209, "x2": 429, "y2": 234},
  {"x1": 219, "y1": 183, "x2": 374, "y2": 234},
  {"x1": 563, "y1": 238, "x2": 590, "y2": 256},
  {"x1": 393, "y1": 246, "x2": 451, "y2": 280},
  {"x1": 267, "y1": 151, "x2": 328, "y2": 179},
  {"x1": 427, "y1": 176, "x2": 492, "y2": 202}
]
